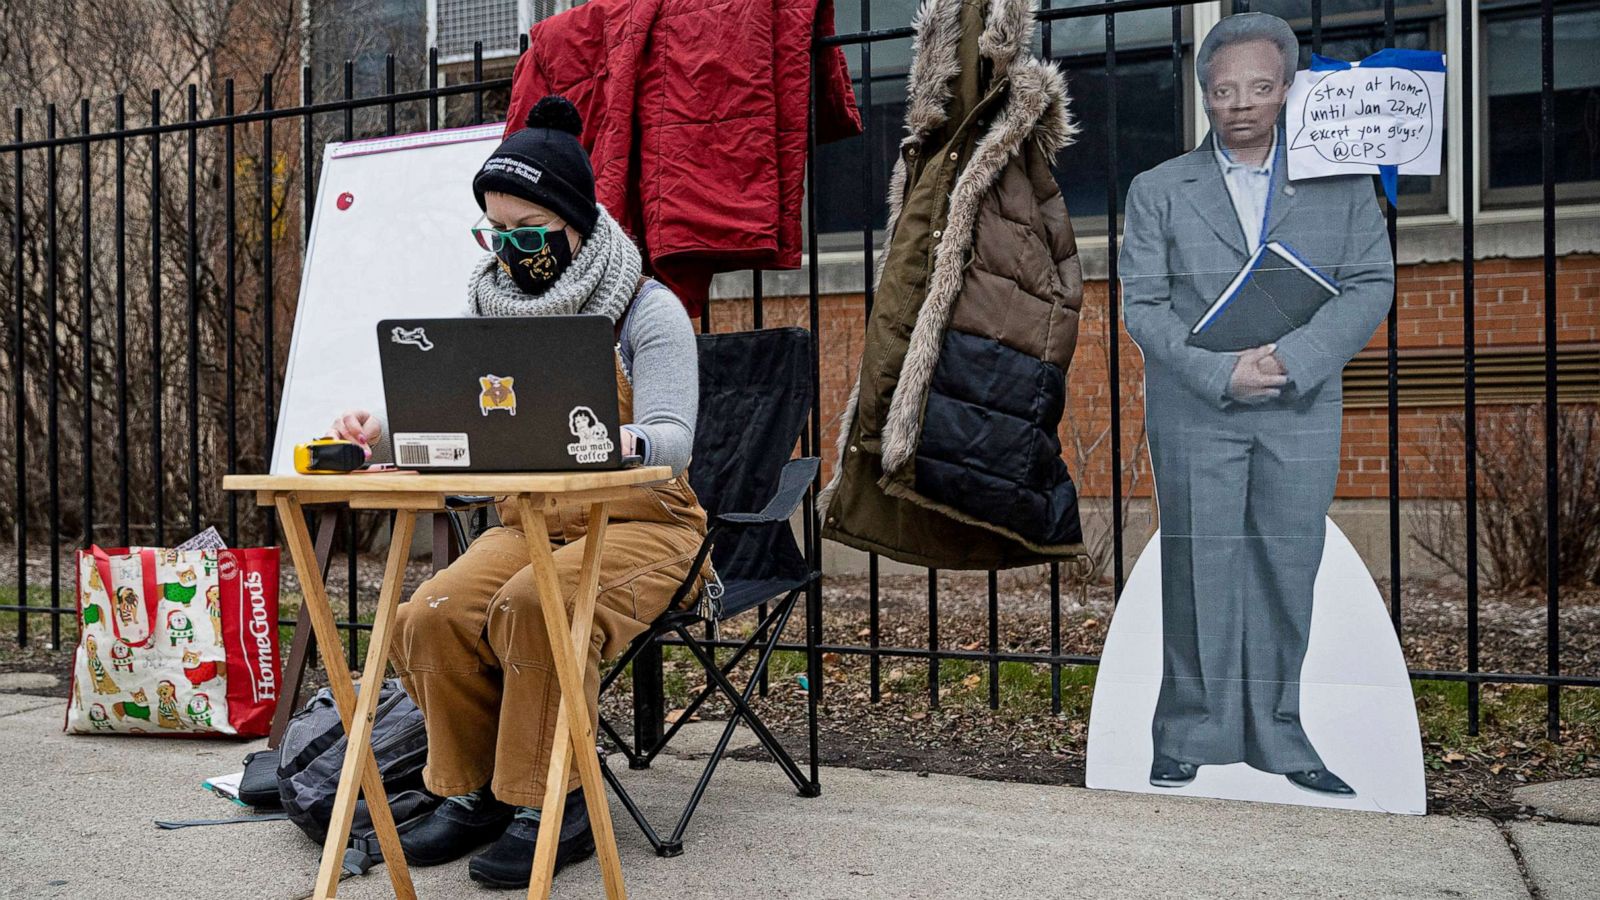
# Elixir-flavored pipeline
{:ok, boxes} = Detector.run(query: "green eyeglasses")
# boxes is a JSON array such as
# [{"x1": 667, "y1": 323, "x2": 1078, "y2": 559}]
[{"x1": 470, "y1": 223, "x2": 550, "y2": 254}]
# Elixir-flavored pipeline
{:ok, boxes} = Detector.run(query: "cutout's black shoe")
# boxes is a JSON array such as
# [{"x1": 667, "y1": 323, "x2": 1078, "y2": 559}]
[
  {"x1": 468, "y1": 792, "x2": 595, "y2": 889},
  {"x1": 1286, "y1": 768, "x2": 1356, "y2": 796},
  {"x1": 1149, "y1": 754, "x2": 1199, "y2": 788},
  {"x1": 400, "y1": 788, "x2": 514, "y2": 867}
]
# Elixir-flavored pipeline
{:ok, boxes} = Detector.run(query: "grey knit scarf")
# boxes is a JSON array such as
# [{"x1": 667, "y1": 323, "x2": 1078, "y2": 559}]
[{"x1": 465, "y1": 205, "x2": 642, "y2": 322}]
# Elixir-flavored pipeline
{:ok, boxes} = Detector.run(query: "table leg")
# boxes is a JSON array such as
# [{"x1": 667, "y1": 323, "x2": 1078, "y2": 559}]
[
  {"x1": 270, "y1": 506, "x2": 340, "y2": 749},
  {"x1": 517, "y1": 497, "x2": 626, "y2": 900},
  {"x1": 275, "y1": 497, "x2": 418, "y2": 900}
]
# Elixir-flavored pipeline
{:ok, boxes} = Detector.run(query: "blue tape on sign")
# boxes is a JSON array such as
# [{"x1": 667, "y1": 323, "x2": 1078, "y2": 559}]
[
  {"x1": 1380, "y1": 164, "x2": 1400, "y2": 207},
  {"x1": 1359, "y1": 47, "x2": 1447, "y2": 72},
  {"x1": 1311, "y1": 49, "x2": 1446, "y2": 73}
]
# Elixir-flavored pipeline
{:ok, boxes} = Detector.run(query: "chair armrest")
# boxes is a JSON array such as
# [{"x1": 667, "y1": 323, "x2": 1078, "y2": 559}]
[
  {"x1": 715, "y1": 457, "x2": 819, "y2": 528},
  {"x1": 664, "y1": 457, "x2": 818, "y2": 616}
]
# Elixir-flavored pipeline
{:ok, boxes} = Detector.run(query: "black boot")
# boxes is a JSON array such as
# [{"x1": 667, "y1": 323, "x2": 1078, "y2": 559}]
[
  {"x1": 399, "y1": 787, "x2": 514, "y2": 867},
  {"x1": 468, "y1": 790, "x2": 595, "y2": 888}
]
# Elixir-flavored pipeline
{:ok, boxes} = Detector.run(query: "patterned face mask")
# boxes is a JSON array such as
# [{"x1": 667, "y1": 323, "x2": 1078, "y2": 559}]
[{"x1": 496, "y1": 227, "x2": 573, "y2": 295}]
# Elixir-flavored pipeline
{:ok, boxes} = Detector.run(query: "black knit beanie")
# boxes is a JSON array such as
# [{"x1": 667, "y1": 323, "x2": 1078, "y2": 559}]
[{"x1": 472, "y1": 96, "x2": 599, "y2": 238}]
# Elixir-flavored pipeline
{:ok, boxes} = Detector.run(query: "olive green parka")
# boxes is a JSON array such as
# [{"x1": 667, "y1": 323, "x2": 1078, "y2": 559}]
[{"x1": 820, "y1": 0, "x2": 1087, "y2": 570}]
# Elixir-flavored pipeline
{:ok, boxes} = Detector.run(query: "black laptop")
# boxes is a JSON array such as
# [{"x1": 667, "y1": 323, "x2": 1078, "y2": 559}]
[{"x1": 376, "y1": 316, "x2": 625, "y2": 471}]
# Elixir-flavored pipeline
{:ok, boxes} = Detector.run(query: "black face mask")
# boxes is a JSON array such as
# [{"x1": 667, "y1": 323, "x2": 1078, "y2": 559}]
[{"x1": 496, "y1": 228, "x2": 573, "y2": 295}]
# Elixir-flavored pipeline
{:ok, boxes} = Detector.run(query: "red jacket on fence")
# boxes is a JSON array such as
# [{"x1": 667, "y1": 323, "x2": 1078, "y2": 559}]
[{"x1": 504, "y1": 0, "x2": 863, "y2": 316}]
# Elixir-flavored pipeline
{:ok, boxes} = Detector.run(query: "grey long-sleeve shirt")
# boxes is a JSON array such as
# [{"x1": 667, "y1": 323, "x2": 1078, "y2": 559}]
[
  {"x1": 614, "y1": 280, "x2": 698, "y2": 473},
  {"x1": 369, "y1": 279, "x2": 699, "y2": 474}
]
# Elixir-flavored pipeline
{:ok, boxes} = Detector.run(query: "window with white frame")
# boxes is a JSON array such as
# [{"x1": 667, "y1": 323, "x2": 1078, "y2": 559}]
[{"x1": 1480, "y1": 0, "x2": 1600, "y2": 206}]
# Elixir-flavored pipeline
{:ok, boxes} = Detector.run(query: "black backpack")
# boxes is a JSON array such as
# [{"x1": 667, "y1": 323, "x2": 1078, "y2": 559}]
[{"x1": 275, "y1": 678, "x2": 441, "y2": 875}]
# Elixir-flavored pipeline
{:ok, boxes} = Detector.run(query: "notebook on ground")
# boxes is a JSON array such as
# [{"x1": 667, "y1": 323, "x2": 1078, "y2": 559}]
[
  {"x1": 376, "y1": 315, "x2": 625, "y2": 472},
  {"x1": 1187, "y1": 241, "x2": 1341, "y2": 352}
]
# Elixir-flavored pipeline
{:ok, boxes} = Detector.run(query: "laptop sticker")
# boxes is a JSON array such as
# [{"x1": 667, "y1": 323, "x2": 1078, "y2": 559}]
[
  {"x1": 478, "y1": 375, "x2": 517, "y2": 416},
  {"x1": 566, "y1": 406, "x2": 614, "y2": 464},
  {"x1": 393, "y1": 433, "x2": 471, "y2": 467},
  {"x1": 390, "y1": 326, "x2": 433, "y2": 351}
]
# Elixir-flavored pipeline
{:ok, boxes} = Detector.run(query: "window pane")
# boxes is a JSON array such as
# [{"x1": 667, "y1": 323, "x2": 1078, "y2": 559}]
[
  {"x1": 1053, "y1": 56, "x2": 1184, "y2": 220},
  {"x1": 832, "y1": 0, "x2": 922, "y2": 73},
  {"x1": 1254, "y1": 0, "x2": 1439, "y2": 25},
  {"x1": 1043, "y1": 1, "x2": 1180, "y2": 55},
  {"x1": 1298, "y1": 19, "x2": 1434, "y2": 61},
  {"x1": 1486, "y1": 7, "x2": 1600, "y2": 189},
  {"x1": 813, "y1": 42, "x2": 912, "y2": 237}
]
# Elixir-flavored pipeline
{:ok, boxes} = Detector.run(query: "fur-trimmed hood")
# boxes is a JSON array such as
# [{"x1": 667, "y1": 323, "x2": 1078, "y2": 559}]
[{"x1": 901, "y1": 0, "x2": 1077, "y2": 155}]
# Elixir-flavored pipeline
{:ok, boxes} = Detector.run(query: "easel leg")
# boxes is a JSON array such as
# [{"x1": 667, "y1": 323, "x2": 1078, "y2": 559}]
[
  {"x1": 517, "y1": 497, "x2": 626, "y2": 900},
  {"x1": 275, "y1": 497, "x2": 418, "y2": 900}
]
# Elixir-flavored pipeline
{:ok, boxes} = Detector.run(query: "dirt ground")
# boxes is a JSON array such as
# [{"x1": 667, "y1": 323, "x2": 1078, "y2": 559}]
[{"x1": 4, "y1": 545, "x2": 1597, "y2": 820}]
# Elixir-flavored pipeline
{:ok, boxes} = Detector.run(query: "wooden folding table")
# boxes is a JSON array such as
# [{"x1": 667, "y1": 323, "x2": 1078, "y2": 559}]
[{"x1": 224, "y1": 469, "x2": 673, "y2": 900}]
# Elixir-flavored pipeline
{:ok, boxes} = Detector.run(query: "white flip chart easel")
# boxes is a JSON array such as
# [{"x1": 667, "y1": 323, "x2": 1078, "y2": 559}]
[{"x1": 269, "y1": 123, "x2": 506, "y2": 474}]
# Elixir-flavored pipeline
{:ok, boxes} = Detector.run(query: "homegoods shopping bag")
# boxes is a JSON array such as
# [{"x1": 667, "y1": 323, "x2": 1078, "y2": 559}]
[{"x1": 65, "y1": 545, "x2": 281, "y2": 737}]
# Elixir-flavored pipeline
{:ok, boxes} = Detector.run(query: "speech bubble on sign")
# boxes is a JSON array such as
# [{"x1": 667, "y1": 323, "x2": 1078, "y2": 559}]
[
  {"x1": 1285, "y1": 50, "x2": 1446, "y2": 193},
  {"x1": 1290, "y1": 68, "x2": 1434, "y2": 167}
]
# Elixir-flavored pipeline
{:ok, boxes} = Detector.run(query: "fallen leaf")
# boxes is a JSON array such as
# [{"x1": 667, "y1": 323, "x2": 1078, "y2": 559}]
[{"x1": 962, "y1": 673, "x2": 981, "y2": 688}]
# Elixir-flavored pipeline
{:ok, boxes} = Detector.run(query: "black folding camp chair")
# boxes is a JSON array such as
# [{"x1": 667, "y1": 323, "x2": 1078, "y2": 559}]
[{"x1": 595, "y1": 327, "x2": 822, "y2": 858}]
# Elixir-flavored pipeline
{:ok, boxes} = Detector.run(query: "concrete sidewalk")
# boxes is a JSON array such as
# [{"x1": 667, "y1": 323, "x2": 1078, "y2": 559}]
[{"x1": 0, "y1": 691, "x2": 1591, "y2": 899}]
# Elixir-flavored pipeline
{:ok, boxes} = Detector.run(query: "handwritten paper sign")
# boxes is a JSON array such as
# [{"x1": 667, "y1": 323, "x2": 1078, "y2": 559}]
[{"x1": 1286, "y1": 48, "x2": 1446, "y2": 204}]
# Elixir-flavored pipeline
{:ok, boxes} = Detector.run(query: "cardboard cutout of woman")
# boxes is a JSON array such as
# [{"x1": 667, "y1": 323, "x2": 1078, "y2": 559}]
[{"x1": 1086, "y1": 13, "x2": 1425, "y2": 813}]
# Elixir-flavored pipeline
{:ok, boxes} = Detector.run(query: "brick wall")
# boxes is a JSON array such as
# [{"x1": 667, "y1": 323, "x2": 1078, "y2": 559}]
[{"x1": 702, "y1": 254, "x2": 1600, "y2": 501}]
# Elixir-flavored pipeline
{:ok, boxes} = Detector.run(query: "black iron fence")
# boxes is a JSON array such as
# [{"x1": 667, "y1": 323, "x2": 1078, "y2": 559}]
[{"x1": 3, "y1": 0, "x2": 1596, "y2": 741}]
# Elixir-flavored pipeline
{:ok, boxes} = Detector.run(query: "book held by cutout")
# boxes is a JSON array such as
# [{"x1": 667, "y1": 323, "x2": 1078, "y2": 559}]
[{"x1": 1187, "y1": 241, "x2": 1341, "y2": 353}]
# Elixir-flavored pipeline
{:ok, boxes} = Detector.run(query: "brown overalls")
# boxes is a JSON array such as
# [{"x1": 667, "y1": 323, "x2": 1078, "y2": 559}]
[{"x1": 390, "y1": 350, "x2": 708, "y2": 807}]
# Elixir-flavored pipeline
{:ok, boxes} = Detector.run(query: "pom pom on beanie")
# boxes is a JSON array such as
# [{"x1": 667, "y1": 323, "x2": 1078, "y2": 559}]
[{"x1": 526, "y1": 95, "x2": 583, "y2": 136}]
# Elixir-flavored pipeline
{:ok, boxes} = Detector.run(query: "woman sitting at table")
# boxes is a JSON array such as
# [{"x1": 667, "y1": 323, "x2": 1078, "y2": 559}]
[{"x1": 326, "y1": 96, "x2": 708, "y2": 889}]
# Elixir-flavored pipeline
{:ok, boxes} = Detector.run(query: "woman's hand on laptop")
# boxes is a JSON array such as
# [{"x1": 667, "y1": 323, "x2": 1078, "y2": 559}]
[
  {"x1": 327, "y1": 409, "x2": 382, "y2": 458},
  {"x1": 619, "y1": 428, "x2": 637, "y2": 458}
]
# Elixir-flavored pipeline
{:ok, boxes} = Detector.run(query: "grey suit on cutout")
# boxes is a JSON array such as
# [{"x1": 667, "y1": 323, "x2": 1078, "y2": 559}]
[{"x1": 1119, "y1": 130, "x2": 1394, "y2": 773}]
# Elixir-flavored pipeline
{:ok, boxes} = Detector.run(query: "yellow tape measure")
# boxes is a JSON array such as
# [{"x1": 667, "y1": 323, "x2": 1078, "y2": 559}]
[{"x1": 293, "y1": 438, "x2": 366, "y2": 474}]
